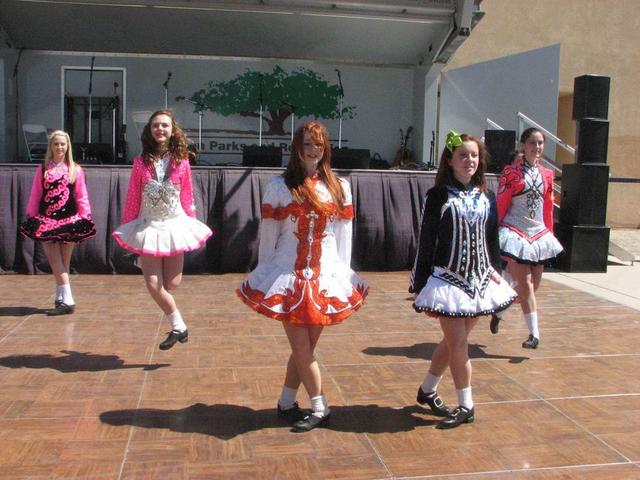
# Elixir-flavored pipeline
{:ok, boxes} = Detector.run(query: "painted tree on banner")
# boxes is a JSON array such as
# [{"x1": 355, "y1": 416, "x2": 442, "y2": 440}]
[{"x1": 190, "y1": 66, "x2": 356, "y2": 135}]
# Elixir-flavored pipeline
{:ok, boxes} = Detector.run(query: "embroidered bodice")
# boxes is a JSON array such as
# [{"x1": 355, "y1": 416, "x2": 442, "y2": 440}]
[
  {"x1": 26, "y1": 162, "x2": 92, "y2": 219},
  {"x1": 121, "y1": 155, "x2": 196, "y2": 224},
  {"x1": 410, "y1": 184, "x2": 501, "y2": 296},
  {"x1": 258, "y1": 176, "x2": 355, "y2": 275},
  {"x1": 497, "y1": 158, "x2": 555, "y2": 236}
]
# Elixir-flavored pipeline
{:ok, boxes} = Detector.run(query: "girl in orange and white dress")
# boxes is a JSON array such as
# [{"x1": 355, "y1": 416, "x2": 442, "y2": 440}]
[{"x1": 237, "y1": 121, "x2": 368, "y2": 432}]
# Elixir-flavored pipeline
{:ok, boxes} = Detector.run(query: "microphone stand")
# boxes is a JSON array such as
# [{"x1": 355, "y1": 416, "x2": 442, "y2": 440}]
[
  {"x1": 13, "y1": 48, "x2": 23, "y2": 161},
  {"x1": 88, "y1": 56, "x2": 95, "y2": 146},
  {"x1": 258, "y1": 74, "x2": 264, "y2": 146},
  {"x1": 335, "y1": 69, "x2": 344, "y2": 148},
  {"x1": 429, "y1": 130, "x2": 435, "y2": 167},
  {"x1": 163, "y1": 72, "x2": 172, "y2": 109},
  {"x1": 176, "y1": 96, "x2": 204, "y2": 161},
  {"x1": 111, "y1": 82, "x2": 119, "y2": 163}
]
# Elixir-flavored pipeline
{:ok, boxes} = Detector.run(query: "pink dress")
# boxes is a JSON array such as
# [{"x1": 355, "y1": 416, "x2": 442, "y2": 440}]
[
  {"x1": 20, "y1": 162, "x2": 96, "y2": 242},
  {"x1": 112, "y1": 155, "x2": 212, "y2": 256}
]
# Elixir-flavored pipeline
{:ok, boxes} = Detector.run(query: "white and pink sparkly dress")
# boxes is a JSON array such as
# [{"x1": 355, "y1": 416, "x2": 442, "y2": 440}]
[
  {"x1": 112, "y1": 155, "x2": 212, "y2": 256},
  {"x1": 20, "y1": 162, "x2": 96, "y2": 242}
]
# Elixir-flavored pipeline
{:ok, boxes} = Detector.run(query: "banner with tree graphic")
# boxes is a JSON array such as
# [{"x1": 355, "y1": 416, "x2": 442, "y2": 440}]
[{"x1": 189, "y1": 66, "x2": 356, "y2": 135}]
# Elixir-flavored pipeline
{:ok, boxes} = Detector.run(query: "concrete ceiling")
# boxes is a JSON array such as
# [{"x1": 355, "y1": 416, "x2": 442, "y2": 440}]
[{"x1": 0, "y1": 0, "x2": 483, "y2": 67}]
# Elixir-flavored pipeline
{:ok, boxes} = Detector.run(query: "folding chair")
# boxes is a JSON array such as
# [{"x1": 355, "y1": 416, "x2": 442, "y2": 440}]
[{"x1": 22, "y1": 124, "x2": 49, "y2": 162}]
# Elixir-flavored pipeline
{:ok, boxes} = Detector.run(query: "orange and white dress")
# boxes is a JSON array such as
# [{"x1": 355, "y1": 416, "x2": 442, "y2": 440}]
[{"x1": 237, "y1": 176, "x2": 368, "y2": 326}]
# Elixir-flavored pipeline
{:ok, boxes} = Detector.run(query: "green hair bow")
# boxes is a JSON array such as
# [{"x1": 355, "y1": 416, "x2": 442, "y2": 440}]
[{"x1": 445, "y1": 130, "x2": 463, "y2": 152}]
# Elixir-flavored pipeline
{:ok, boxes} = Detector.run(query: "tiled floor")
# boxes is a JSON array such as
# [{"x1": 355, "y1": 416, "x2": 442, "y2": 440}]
[{"x1": 1, "y1": 272, "x2": 639, "y2": 479}]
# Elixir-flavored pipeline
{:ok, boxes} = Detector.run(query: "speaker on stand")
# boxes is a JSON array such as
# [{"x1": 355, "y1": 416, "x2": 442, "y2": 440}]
[
  {"x1": 242, "y1": 145, "x2": 283, "y2": 167},
  {"x1": 484, "y1": 130, "x2": 516, "y2": 174}
]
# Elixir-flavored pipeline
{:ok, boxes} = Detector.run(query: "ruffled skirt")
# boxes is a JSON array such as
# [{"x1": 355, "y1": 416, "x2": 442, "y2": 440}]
[
  {"x1": 20, "y1": 214, "x2": 96, "y2": 243},
  {"x1": 237, "y1": 262, "x2": 368, "y2": 326},
  {"x1": 499, "y1": 226, "x2": 563, "y2": 265},
  {"x1": 112, "y1": 214, "x2": 212, "y2": 256},
  {"x1": 414, "y1": 267, "x2": 516, "y2": 318}
]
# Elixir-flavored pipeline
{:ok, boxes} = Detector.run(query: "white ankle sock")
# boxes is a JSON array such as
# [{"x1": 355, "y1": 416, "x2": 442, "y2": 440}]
[
  {"x1": 60, "y1": 283, "x2": 74, "y2": 306},
  {"x1": 278, "y1": 386, "x2": 298, "y2": 410},
  {"x1": 456, "y1": 387, "x2": 474, "y2": 410},
  {"x1": 421, "y1": 372, "x2": 442, "y2": 393},
  {"x1": 167, "y1": 310, "x2": 187, "y2": 332},
  {"x1": 524, "y1": 312, "x2": 539, "y2": 338},
  {"x1": 310, "y1": 395, "x2": 329, "y2": 418}
]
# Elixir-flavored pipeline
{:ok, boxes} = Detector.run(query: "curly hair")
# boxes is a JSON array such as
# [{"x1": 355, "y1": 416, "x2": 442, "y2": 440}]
[
  {"x1": 140, "y1": 110, "x2": 189, "y2": 165},
  {"x1": 283, "y1": 121, "x2": 345, "y2": 212}
]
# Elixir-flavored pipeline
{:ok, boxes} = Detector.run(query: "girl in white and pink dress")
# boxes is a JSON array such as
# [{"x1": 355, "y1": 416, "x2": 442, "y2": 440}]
[
  {"x1": 20, "y1": 130, "x2": 96, "y2": 316},
  {"x1": 113, "y1": 110, "x2": 212, "y2": 350}
]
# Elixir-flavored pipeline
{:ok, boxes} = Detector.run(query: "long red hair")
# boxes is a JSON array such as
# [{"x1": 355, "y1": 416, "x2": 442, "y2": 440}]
[{"x1": 284, "y1": 122, "x2": 345, "y2": 212}]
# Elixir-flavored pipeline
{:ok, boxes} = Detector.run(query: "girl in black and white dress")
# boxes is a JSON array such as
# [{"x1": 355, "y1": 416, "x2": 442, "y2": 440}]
[{"x1": 410, "y1": 131, "x2": 516, "y2": 429}]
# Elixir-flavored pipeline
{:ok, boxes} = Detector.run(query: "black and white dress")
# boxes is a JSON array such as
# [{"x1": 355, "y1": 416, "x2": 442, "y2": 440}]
[{"x1": 410, "y1": 183, "x2": 516, "y2": 318}]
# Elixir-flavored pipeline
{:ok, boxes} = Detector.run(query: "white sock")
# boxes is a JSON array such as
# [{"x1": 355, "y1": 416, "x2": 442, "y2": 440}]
[
  {"x1": 278, "y1": 386, "x2": 298, "y2": 410},
  {"x1": 60, "y1": 283, "x2": 74, "y2": 306},
  {"x1": 421, "y1": 372, "x2": 442, "y2": 393},
  {"x1": 166, "y1": 310, "x2": 187, "y2": 332},
  {"x1": 55, "y1": 285, "x2": 64, "y2": 302},
  {"x1": 456, "y1": 387, "x2": 474, "y2": 410},
  {"x1": 310, "y1": 395, "x2": 329, "y2": 418},
  {"x1": 524, "y1": 312, "x2": 539, "y2": 338}
]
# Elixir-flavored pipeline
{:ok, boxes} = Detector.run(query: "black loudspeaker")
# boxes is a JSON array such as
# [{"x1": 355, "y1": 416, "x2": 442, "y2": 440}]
[
  {"x1": 331, "y1": 148, "x2": 371, "y2": 169},
  {"x1": 242, "y1": 145, "x2": 282, "y2": 167},
  {"x1": 560, "y1": 163, "x2": 609, "y2": 226},
  {"x1": 484, "y1": 130, "x2": 516, "y2": 173},
  {"x1": 73, "y1": 143, "x2": 113, "y2": 164},
  {"x1": 556, "y1": 223, "x2": 610, "y2": 272},
  {"x1": 576, "y1": 118, "x2": 609, "y2": 164},
  {"x1": 573, "y1": 75, "x2": 610, "y2": 120}
]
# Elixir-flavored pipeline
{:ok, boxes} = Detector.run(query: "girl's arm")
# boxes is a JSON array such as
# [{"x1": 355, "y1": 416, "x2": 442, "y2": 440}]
[
  {"x1": 179, "y1": 160, "x2": 197, "y2": 218},
  {"x1": 26, "y1": 165, "x2": 44, "y2": 217},
  {"x1": 496, "y1": 165, "x2": 515, "y2": 224},
  {"x1": 121, "y1": 157, "x2": 144, "y2": 224},
  {"x1": 543, "y1": 169, "x2": 555, "y2": 232},
  {"x1": 409, "y1": 187, "x2": 444, "y2": 293},
  {"x1": 334, "y1": 179, "x2": 355, "y2": 265},
  {"x1": 258, "y1": 179, "x2": 283, "y2": 264},
  {"x1": 486, "y1": 190, "x2": 503, "y2": 274},
  {"x1": 73, "y1": 166, "x2": 93, "y2": 219}
]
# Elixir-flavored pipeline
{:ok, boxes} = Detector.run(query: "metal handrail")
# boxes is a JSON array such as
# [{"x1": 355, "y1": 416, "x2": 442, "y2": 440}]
[
  {"x1": 517, "y1": 111, "x2": 575, "y2": 156},
  {"x1": 486, "y1": 117, "x2": 504, "y2": 130}
]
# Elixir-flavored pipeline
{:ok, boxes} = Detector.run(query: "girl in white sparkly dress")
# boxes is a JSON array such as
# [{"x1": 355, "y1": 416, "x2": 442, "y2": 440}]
[
  {"x1": 113, "y1": 110, "x2": 212, "y2": 350},
  {"x1": 496, "y1": 128, "x2": 563, "y2": 349},
  {"x1": 237, "y1": 122, "x2": 368, "y2": 432},
  {"x1": 410, "y1": 131, "x2": 516, "y2": 429}
]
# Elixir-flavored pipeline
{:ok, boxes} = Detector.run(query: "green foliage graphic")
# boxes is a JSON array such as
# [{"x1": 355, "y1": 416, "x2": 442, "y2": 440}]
[{"x1": 191, "y1": 66, "x2": 356, "y2": 135}]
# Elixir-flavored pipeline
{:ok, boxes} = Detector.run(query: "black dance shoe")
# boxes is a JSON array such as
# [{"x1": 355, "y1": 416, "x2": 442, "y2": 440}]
[
  {"x1": 159, "y1": 329, "x2": 189, "y2": 350},
  {"x1": 277, "y1": 402, "x2": 308, "y2": 423},
  {"x1": 416, "y1": 387, "x2": 450, "y2": 416},
  {"x1": 490, "y1": 313, "x2": 502, "y2": 334},
  {"x1": 46, "y1": 302, "x2": 75, "y2": 316},
  {"x1": 54, "y1": 299, "x2": 62, "y2": 308},
  {"x1": 292, "y1": 413, "x2": 330, "y2": 432},
  {"x1": 436, "y1": 406, "x2": 475, "y2": 429},
  {"x1": 522, "y1": 334, "x2": 539, "y2": 349}
]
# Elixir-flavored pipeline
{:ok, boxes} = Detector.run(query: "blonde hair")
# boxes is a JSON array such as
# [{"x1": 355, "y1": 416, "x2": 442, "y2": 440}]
[{"x1": 44, "y1": 130, "x2": 77, "y2": 183}]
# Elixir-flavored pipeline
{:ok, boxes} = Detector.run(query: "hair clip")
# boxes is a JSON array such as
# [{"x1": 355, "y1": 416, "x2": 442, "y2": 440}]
[{"x1": 445, "y1": 130, "x2": 463, "y2": 152}]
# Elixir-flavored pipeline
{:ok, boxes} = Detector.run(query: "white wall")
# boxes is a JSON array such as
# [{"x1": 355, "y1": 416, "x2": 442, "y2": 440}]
[{"x1": 8, "y1": 51, "x2": 416, "y2": 164}]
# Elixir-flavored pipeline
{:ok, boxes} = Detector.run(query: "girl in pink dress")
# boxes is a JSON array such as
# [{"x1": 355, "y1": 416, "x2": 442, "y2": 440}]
[
  {"x1": 113, "y1": 110, "x2": 212, "y2": 350},
  {"x1": 20, "y1": 130, "x2": 96, "y2": 315}
]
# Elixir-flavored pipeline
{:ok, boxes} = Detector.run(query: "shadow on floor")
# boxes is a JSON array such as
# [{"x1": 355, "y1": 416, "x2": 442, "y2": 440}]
[
  {"x1": 100, "y1": 402, "x2": 439, "y2": 439},
  {"x1": 0, "y1": 350, "x2": 170, "y2": 372},
  {"x1": 362, "y1": 342, "x2": 529, "y2": 364},
  {"x1": 0, "y1": 306, "x2": 49, "y2": 316}
]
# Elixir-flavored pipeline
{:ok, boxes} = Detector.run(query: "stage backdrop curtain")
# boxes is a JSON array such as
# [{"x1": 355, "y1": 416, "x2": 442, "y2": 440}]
[{"x1": 0, "y1": 164, "x2": 489, "y2": 274}]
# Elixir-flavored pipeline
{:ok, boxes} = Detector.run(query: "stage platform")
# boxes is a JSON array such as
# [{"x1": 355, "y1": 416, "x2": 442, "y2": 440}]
[
  {"x1": 0, "y1": 272, "x2": 639, "y2": 479},
  {"x1": 0, "y1": 164, "x2": 447, "y2": 275}
]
